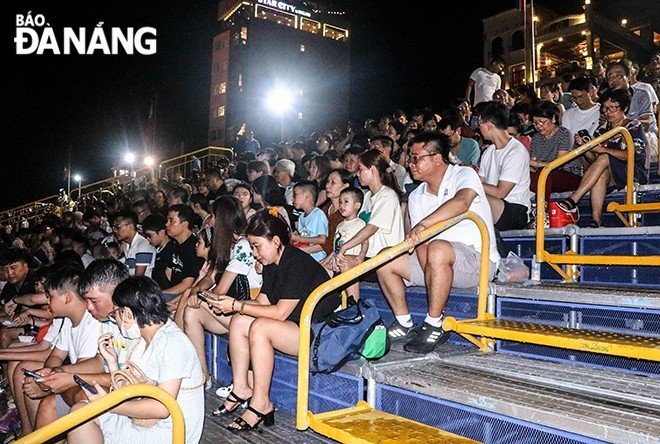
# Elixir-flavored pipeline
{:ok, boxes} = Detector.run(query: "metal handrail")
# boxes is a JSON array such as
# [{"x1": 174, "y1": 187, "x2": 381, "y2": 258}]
[
  {"x1": 157, "y1": 146, "x2": 234, "y2": 178},
  {"x1": 15, "y1": 384, "x2": 185, "y2": 444},
  {"x1": 296, "y1": 211, "x2": 491, "y2": 430},
  {"x1": 534, "y1": 126, "x2": 659, "y2": 280}
]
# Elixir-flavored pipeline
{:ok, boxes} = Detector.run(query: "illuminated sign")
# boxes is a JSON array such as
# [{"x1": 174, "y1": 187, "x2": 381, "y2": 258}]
[{"x1": 256, "y1": 0, "x2": 311, "y2": 18}]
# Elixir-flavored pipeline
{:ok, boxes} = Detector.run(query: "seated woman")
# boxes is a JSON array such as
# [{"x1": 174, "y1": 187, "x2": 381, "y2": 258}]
[
  {"x1": 529, "y1": 100, "x2": 583, "y2": 200},
  {"x1": 68, "y1": 276, "x2": 204, "y2": 444},
  {"x1": 206, "y1": 210, "x2": 340, "y2": 431},
  {"x1": 557, "y1": 89, "x2": 648, "y2": 227},
  {"x1": 232, "y1": 182, "x2": 257, "y2": 220},
  {"x1": 183, "y1": 195, "x2": 262, "y2": 389}
]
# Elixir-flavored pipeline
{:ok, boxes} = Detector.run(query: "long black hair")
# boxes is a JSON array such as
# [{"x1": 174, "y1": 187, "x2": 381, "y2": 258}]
[{"x1": 211, "y1": 195, "x2": 246, "y2": 271}]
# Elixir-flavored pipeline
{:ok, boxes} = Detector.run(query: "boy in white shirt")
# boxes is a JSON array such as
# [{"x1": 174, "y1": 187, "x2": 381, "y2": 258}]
[{"x1": 322, "y1": 187, "x2": 368, "y2": 299}]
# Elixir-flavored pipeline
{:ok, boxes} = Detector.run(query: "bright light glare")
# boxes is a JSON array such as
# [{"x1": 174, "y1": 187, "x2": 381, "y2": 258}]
[
  {"x1": 265, "y1": 88, "x2": 293, "y2": 114},
  {"x1": 144, "y1": 156, "x2": 155, "y2": 167},
  {"x1": 73, "y1": 174, "x2": 82, "y2": 182},
  {"x1": 124, "y1": 152, "x2": 136, "y2": 164}
]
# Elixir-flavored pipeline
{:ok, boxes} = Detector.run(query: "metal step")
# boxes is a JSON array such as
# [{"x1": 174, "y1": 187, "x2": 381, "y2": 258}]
[
  {"x1": 443, "y1": 318, "x2": 660, "y2": 361},
  {"x1": 492, "y1": 281, "x2": 660, "y2": 309},
  {"x1": 309, "y1": 401, "x2": 479, "y2": 444},
  {"x1": 368, "y1": 352, "x2": 660, "y2": 444},
  {"x1": 435, "y1": 352, "x2": 660, "y2": 410}
]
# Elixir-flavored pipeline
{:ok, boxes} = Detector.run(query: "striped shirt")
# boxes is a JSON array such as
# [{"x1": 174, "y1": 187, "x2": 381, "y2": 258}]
[{"x1": 122, "y1": 233, "x2": 156, "y2": 277}]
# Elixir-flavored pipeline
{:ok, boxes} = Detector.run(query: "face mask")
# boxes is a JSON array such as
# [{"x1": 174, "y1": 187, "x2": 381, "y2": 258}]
[{"x1": 119, "y1": 312, "x2": 141, "y2": 339}]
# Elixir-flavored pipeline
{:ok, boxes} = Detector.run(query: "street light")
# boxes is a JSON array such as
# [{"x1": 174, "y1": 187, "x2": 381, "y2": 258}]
[
  {"x1": 265, "y1": 87, "x2": 293, "y2": 141},
  {"x1": 124, "y1": 152, "x2": 136, "y2": 177},
  {"x1": 73, "y1": 174, "x2": 82, "y2": 201}
]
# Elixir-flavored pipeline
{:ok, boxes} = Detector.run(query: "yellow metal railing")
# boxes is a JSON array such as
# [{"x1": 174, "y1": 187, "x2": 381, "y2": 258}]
[
  {"x1": 158, "y1": 146, "x2": 234, "y2": 179},
  {"x1": 535, "y1": 126, "x2": 660, "y2": 281},
  {"x1": 296, "y1": 211, "x2": 491, "y2": 431},
  {"x1": 15, "y1": 384, "x2": 185, "y2": 444}
]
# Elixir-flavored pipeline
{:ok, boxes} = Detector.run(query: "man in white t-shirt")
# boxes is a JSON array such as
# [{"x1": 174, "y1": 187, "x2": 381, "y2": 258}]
[
  {"x1": 376, "y1": 133, "x2": 500, "y2": 354},
  {"x1": 466, "y1": 57, "x2": 505, "y2": 105},
  {"x1": 563, "y1": 76, "x2": 601, "y2": 145},
  {"x1": 18, "y1": 265, "x2": 103, "y2": 434},
  {"x1": 477, "y1": 101, "x2": 531, "y2": 231},
  {"x1": 113, "y1": 212, "x2": 156, "y2": 277}
]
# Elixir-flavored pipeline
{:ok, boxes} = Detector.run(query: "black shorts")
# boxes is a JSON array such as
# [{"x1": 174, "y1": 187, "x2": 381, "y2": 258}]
[{"x1": 495, "y1": 200, "x2": 529, "y2": 231}]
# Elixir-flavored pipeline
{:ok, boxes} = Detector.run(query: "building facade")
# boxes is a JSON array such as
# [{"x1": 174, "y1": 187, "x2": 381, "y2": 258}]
[{"x1": 209, "y1": 0, "x2": 350, "y2": 146}]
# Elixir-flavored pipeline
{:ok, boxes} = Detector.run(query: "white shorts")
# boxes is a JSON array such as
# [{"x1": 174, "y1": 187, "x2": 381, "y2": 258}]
[{"x1": 404, "y1": 241, "x2": 496, "y2": 288}]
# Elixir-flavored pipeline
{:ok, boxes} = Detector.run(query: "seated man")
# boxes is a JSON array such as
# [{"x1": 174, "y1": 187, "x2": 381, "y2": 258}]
[
  {"x1": 17, "y1": 265, "x2": 102, "y2": 436},
  {"x1": 377, "y1": 133, "x2": 500, "y2": 354},
  {"x1": 438, "y1": 117, "x2": 481, "y2": 167},
  {"x1": 477, "y1": 101, "x2": 531, "y2": 231}
]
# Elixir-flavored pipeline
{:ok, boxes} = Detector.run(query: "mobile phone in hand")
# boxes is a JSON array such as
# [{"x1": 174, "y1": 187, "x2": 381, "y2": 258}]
[
  {"x1": 577, "y1": 129, "x2": 592, "y2": 142},
  {"x1": 196, "y1": 291, "x2": 208, "y2": 303},
  {"x1": 22, "y1": 368, "x2": 43, "y2": 380},
  {"x1": 73, "y1": 374, "x2": 98, "y2": 394}
]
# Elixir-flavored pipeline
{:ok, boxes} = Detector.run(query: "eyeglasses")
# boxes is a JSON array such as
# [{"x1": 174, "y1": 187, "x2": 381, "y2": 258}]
[
  {"x1": 107, "y1": 308, "x2": 121, "y2": 324},
  {"x1": 532, "y1": 118, "x2": 551, "y2": 127},
  {"x1": 112, "y1": 223, "x2": 130, "y2": 232},
  {"x1": 571, "y1": 93, "x2": 588, "y2": 102},
  {"x1": 606, "y1": 73, "x2": 625, "y2": 80},
  {"x1": 602, "y1": 105, "x2": 621, "y2": 113},
  {"x1": 406, "y1": 153, "x2": 437, "y2": 166}
]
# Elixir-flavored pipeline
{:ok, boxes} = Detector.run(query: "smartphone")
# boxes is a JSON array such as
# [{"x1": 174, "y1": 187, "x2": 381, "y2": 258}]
[
  {"x1": 196, "y1": 291, "x2": 209, "y2": 303},
  {"x1": 73, "y1": 374, "x2": 98, "y2": 394},
  {"x1": 22, "y1": 368, "x2": 43, "y2": 380},
  {"x1": 577, "y1": 129, "x2": 592, "y2": 142}
]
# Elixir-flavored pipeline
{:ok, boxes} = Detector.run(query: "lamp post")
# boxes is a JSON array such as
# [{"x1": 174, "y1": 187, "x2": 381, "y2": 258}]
[{"x1": 74, "y1": 174, "x2": 82, "y2": 201}]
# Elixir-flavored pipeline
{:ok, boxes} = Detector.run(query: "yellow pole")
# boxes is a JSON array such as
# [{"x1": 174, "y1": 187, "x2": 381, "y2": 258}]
[
  {"x1": 15, "y1": 384, "x2": 185, "y2": 444},
  {"x1": 535, "y1": 127, "x2": 633, "y2": 263},
  {"x1": 296, "y1": 212, "x2": 490, "y2": 430}
]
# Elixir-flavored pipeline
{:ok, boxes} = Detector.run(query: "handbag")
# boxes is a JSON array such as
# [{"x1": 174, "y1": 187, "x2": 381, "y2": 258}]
[
  {"x1": 310, "y1": 298, "x2": 389, "y2": 374},
  {"x1": 226, "y1": 273, "x2": 251, "y2": 301},
  {"x1": 110, "y1": 361, "x2": 159, "y2": 428}
]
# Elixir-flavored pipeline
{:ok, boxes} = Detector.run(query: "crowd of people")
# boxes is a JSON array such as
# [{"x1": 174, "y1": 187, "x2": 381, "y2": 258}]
[{"x1": 0, "y1": 53, "x2": 657, "y2": 441}]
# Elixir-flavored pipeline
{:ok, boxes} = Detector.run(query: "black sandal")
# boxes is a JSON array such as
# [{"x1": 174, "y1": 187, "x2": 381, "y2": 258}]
[
  {"x1": 587, "y1": 219, "x2": 601, "y2": 228},
  {"x1": 212, "y1": 391, "x2": 251, "y2": 416},
  {"x1": 226, "y1": 405, "x2": 275, "y2": 432}
]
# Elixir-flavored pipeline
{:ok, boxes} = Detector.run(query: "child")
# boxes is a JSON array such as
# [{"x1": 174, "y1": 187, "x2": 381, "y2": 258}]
[
  {"x1": 322, "y1": 187, "x2": 367, "y2": 299},
  {"x1": 291, "y1": 181, "x2": 328, "y2": 262}
]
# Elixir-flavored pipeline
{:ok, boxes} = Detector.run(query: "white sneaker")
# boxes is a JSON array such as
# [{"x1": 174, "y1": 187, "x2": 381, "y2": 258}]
[{"x1": 215, "y1": 383, "x2": 233, "y2": 399}]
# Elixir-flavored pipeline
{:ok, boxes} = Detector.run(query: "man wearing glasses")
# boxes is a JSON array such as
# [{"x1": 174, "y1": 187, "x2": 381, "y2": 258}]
[
  {"x1": 606, "y1": 60, "x2": 656, "y2": 134},
  {"x1": 113, "y1": 212, "x2": 155, "y2": 278},
  {"x1": 563, "y1": 76, "x2": 601, "y2": 146},
  {"x1": 377, "y1": 133, "x2": 499, "y2": 354}
]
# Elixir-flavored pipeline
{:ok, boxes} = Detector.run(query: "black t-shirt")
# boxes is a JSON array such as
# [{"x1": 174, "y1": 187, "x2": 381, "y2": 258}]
[
  {"x1": 153, "y1": 240, "x2": 176, "y2": 289},
  {"x1": 168, "y1": 235, "x2": 205, "y2": 287},
  {"x1": 207, "y1": 182, "x2": 229, "y2": 203},
  {"x1": 260, "y1": 246, "x2": 341, "y2": 325},
  {"x1": 0, "y1": 270, "x2": 37, "y2": 304}
]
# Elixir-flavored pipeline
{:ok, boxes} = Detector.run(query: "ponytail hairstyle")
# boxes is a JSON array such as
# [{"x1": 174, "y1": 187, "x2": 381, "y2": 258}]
[
  {"x1": 246, "y1": 208, "x2": 291, "y2": 248},
  {"x1": 359, "y1": 149, "x2": 401, "y2": 196},
  {"x1": 210, "y1": 195, "x2": 247, "y2": 272}
]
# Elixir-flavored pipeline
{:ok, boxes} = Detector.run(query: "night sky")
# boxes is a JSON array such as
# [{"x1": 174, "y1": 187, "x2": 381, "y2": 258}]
[{"x1": 4, "y1": 1, "x2": 657, "y2": 210}]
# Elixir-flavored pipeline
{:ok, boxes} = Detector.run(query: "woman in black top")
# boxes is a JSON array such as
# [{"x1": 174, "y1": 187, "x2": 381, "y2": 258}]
[{"x1": 208, "y1": 209, "x2": 340, "y2": 432}]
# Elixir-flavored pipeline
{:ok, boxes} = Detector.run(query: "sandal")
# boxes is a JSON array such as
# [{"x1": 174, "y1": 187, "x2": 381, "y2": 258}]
[
  {"x1": 227, "y1": 405, "x2": 275, "y2": 432},
  {"x1": 212, "y1": 390, "x2": 251, "y2": 416},
  {"x1": 587, "y1": 219, "x2": 601, "y2": 228}
]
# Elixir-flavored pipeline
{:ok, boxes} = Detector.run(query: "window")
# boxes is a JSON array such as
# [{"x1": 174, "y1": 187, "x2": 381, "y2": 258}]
[
  {"x1": 255, "y1": 5, "x2": 296, "y2": 29},
  {"x1": 238, "y1": 73, "x2": 243, "y2": 87},
  {"x1": 491, "y1": 36, "x2": 504, "y2": 59},
  {"x1": 323, "y1": 24, "x2": 348, "y2": 41},
  {"x1": 510, "y1": 64, "x2": 525, "y2": 87},
  {"x1": 301, "y1": 18, "x2": 320, "y2": 34},
  {"x1": 298, "y1": 112, "x2": 303, "y2": 120},
  {"x1": 300, "y1": 44, "x2": 305, "y2": 52},
  {"x1": 217, "y1": 106, "x2": 225, "y2": 117},
  {"x1": 219, "y1": 82, "x2": 226, "y2": 94},
  {"x1": 240, "y1": 27, "x2": 248, "y2": 40},
  {"x1": 511, "y1": 30, "x2": 524, "y2": 51}
]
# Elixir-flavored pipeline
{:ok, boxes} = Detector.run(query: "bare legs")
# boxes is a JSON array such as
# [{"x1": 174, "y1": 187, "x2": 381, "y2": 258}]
[
  {"x1": 183, "y1": 304, "x2": 230, "y2": 379},
  {"x1": 568, "y1": 153, "x2": 611, "y2": 224}
]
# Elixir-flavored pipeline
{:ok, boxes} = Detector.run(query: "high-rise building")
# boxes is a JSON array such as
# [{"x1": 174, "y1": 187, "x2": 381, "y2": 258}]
[{"x1": 209, "y1": 0, "x2": 350, "y2": 147}]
